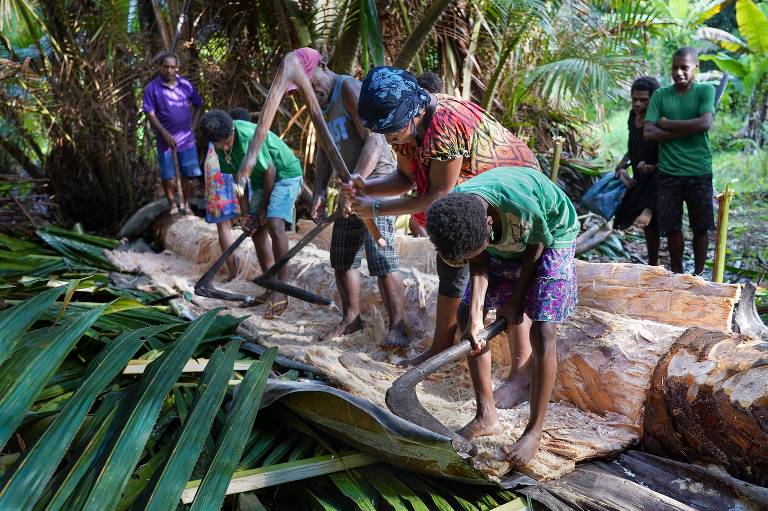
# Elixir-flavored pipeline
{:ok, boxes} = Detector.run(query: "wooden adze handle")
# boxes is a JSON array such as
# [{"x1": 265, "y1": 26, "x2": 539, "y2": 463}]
[{"x1": 240, "y1": 52, "x2": 385, "y2": 247}]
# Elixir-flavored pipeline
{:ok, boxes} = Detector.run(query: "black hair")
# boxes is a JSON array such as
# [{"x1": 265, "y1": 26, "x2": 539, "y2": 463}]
[
  {"x1": 229, "y1": 107, "x2": 252, "y2": 122},
  {"x1": 630, "y1": 76, "x2": 661, "y2": 95},
  {"x1": 426, "y1": 193, "x2": 487, "y2": 262},
  {"x1": 416, "y1": 71, "x2": 444, "y2": 94},
  {"x1": 673, "y1": 47, "x2": 698, "y2": 61},
  {"x1": 156, "y1": 51, "x2": 179, "y2": 66},
  {"x1": 199, "y1": 109, "x2": 233, "y2": 143}
]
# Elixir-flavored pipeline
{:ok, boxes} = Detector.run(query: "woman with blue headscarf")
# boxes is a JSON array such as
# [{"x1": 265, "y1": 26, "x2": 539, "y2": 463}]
[{"x1": 344, "y1": 65, "x2": 539, "y2": 397}]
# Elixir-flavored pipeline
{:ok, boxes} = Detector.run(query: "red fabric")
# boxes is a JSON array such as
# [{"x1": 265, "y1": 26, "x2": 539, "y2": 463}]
[{"x1": 393, "y1": 95, "x2": 538, "y2": 202}]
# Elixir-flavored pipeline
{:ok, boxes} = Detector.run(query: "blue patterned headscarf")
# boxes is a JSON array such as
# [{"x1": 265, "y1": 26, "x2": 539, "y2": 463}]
[{"x1": 358, "y1": 66, "x2": 431, "y2": 134}]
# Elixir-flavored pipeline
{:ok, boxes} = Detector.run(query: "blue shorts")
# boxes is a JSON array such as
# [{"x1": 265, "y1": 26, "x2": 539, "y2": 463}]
[
  {"x1": 249, "y1": 176, "x2": 302, "y2": 224},
  {"x1": 158, "y1": 146, "x2": 202, "y2": 181}
]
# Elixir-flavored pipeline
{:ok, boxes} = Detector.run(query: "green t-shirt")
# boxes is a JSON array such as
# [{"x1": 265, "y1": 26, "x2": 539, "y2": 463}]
[
  {"x1": 215, "y1": 120, "x2": 302, "y2": 189},
  {"x1": 453, "y1": 166, "x2": 579, "y2": 260},
  {"x1": 644, "y1": 82, "x2": 715, "y2": 177}
]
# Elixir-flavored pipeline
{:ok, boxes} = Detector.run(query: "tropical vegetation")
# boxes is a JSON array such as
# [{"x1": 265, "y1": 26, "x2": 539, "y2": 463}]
[
  {"x1": 0, "y1": 227, "x2": 530, "y2": 509},
  {"x1": 1, "y1": 0, "x2": 767, "y2": 508}
]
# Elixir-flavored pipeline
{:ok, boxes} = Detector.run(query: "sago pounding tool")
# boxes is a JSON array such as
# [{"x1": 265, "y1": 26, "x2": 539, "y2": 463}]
[{"x1": 386, "y1": 318, "x2": 507, "y2": 453}]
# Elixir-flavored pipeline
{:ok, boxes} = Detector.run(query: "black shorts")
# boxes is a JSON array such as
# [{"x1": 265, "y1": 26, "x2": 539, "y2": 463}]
[
  {"x1": 436, "y1": 255, "x2": 469, "y2": 298},
  {"x1": 656, "y1": 173, "x2": 715, "y2": 236},
  {"x1": 329, "y1": 216, "x2": 399, "y2": 277}
]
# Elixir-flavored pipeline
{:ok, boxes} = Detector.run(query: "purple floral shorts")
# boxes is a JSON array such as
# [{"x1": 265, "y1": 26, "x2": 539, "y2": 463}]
[{"x1": 461, "y1": 246, "x2": 577, "y2": 322}]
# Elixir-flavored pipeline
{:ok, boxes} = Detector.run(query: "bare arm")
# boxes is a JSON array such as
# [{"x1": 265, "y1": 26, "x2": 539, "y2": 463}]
[
  {"x1": 644, "y1": 121, "x2": 678, "y2": 142},
  {"x1": 191, "y1": 104, "x2": 201, "y2": 130},
  {"x1": 310, "y1": 150, "x2": 332, "y2": 220},
  {"x1": 363, "y1": 152, "x2": 417, "y2": 196},
  {"x1": 466, "y1": 251, "x2": 490, "y2": 353},
  {"x1": 343, "y1": 79, "x2": 384, "y2": 179},
  {"x1": 146, "y1": 111, "x2": 176, "y2": 150},
  {"x1": 657, "y1": 113, "x2": 713, "y2": 135},
  {"x1": 614, "y1": 151, "x2": 629, "y2": 173},
  {"x1": 351, "y1": 157, "x2": 463, "y2": 218}
]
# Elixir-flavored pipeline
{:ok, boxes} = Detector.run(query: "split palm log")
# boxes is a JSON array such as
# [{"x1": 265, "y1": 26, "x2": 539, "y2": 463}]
[
  {"x1": 194, "y1": 210, "x2": 340, "y2": 305},
  {"x1": 386, "y1": 318, "x2": 507, "y2": 454},
  {"x1": 239, "y1": 51, "x2": 385, "y2": 246},
  {"x1": 643, "y1": 327, "x2": 768, "y2": 486}
]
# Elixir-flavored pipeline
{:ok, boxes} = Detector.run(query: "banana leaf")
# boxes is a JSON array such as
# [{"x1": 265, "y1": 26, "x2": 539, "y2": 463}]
[
  {"x1": 187, "y1": 347, "x2": 277, "y2": 511},
  {"x1": 79, "y1": 309, "x2": 222, "y2": 510}
]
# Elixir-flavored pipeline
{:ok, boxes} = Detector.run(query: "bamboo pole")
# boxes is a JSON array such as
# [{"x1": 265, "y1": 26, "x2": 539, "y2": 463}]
[
  {"x1": 712, "y1": 185, "x2": 735, "y2": 283},
  {"x1": 550, "y1": 136, "x2": 565, "y2": 182}
]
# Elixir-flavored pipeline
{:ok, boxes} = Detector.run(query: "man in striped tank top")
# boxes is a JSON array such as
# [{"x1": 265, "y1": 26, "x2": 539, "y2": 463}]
[{"x1": 286, "y1": 48, "x2": 410, "y2": 348}]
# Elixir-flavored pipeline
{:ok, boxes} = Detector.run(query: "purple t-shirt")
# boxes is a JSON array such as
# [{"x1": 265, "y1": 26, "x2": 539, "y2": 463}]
[{"x1": 142, "y1": 75, "x2": 203, "y2": 153}]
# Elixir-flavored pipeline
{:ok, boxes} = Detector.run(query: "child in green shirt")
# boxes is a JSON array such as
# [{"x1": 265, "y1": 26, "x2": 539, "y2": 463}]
[
  {"x1": 200, "y1": 109, "x2": 303, "y2": 317},
  {"x1": 426, "y1": 166, "x2": 579, "y2": 467}
]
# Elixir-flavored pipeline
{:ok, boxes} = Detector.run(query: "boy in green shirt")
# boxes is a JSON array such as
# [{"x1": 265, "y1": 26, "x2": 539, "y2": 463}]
[
  {"x1": 644, "y1": 47, "x2": 716, "y2": 275},
  {"x1": 426, "y1": 166, "x2": 579, "y2": 467},
  {"x1": 200, "y1": 109, "x2": 303, "y2": 317}
]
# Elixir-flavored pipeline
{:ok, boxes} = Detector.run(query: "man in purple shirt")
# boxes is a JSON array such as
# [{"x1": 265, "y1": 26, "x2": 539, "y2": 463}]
[{"x1": 142, "y1": 52, "x2": 203, "y2": 214}]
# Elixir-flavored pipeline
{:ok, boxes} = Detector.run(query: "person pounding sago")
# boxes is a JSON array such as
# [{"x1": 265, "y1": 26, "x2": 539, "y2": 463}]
[
  {"x1": 425, "y1": 166, "x2": 579, "y2": 465},
  {"x1": 345, "y1": 67, "x2": 539, "y2": 398},
  {"x1": 271, "y1": 48, "x2": 410, "y2": 347},
  {"x1": 199, "y1": 109, "x2": 303, "y2": 318}
]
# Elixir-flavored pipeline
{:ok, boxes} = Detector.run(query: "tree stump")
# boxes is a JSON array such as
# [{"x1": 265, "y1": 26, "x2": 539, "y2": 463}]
[{"x1": 643, "y1": 327, "x2": 768, "y2": 486}]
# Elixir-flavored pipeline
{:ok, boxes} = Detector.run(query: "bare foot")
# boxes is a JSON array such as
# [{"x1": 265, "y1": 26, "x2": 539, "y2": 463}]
[
  {"x1": 319, "y1": 316, "x2": 363, "y2": 341},
  {"x1": 381, "y1": 327, "x2": 411, "y2": 350},
  {"x1": 457, "y1": 415, "x2": 503, "y2": 440},
  {"x1": 493, "y1": 373, "x2": 530, "y2": 409},
  {"x1": 634, "y1": 208, "x2": 653, "y2": 228},
  {"x1": 502, "y1": 429, "x2": 543, "y2": 466}
]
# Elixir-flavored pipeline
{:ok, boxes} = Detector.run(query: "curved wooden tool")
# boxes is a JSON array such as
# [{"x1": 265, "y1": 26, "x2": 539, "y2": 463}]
[
  {"x1": 385, "y1": 318, "x2": 507, "y2": 454},
  {"x1": 239, "y1": 51, "x2": 385, "y2": 246},
  {"x1": 194, "y1": 210, "x2": 340, "y2": 305}
]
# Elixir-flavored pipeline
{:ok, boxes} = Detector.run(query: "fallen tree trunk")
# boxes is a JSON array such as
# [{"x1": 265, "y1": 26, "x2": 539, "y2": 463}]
[
  {"x1": 115, "y1": 216, "x2": 764, "y2": 481},
  {"x1": 643, "y1": 328, "x2": 768, "y2": 486}
]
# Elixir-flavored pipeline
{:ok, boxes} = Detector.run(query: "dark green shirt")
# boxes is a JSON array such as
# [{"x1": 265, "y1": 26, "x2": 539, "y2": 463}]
[
  {"x1": 644, "y1": 82, "x2": 715, "y2": 177},
  {"x1": 454, "y1": 167, "x2": 579, "y2": 260},
  {"x1": 215, "y1": 120, "x2": 302, "y2": 189}
]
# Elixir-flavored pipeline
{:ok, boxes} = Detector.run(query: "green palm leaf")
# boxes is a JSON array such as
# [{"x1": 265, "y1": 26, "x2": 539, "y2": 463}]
[
  {"x1": 187, "y1": 347, "x2": 277, "y2": 511},
  {"x1": 359, "y1": 465, "x2": 430, "y2": 511},
  {"x1": 0, "y1": 324, "x2": 171, "y2": 509},
  {"x1": 136, "y1": 340, "x2": 241, "y2": 511},
  {"x1": 328, "y1": 471, "x2": 378, "y2": 511},
  {"x1": 0, "y1": 303, "x2": 106, "y2": 449},
  {"x1": 79, "y1": 309, "x2": 222, "y2": 510},
  {"x1": 41, "y1": 389, "x2": 132, "y2": 510},
  {"x1": 0, "y1": 285, "x2": 64, "y2": 366}
]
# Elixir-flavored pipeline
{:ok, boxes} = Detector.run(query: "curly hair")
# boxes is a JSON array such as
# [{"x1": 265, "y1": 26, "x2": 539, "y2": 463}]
[
  {"x1": 416, "y1": 71, "x2": 444, "y2": 94},
  {"x1": 199, "y1": 109, "x2": 233, "y2": 143},
  {"x1": 631, "y1": 76, "x2": 661, "y2": 95},
  {"x1": 229, "y1": 107, "x2": 251, "y2": 122},
  {"x1": 426, "y1": 193, "x2": 487, "y2": 262}
]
